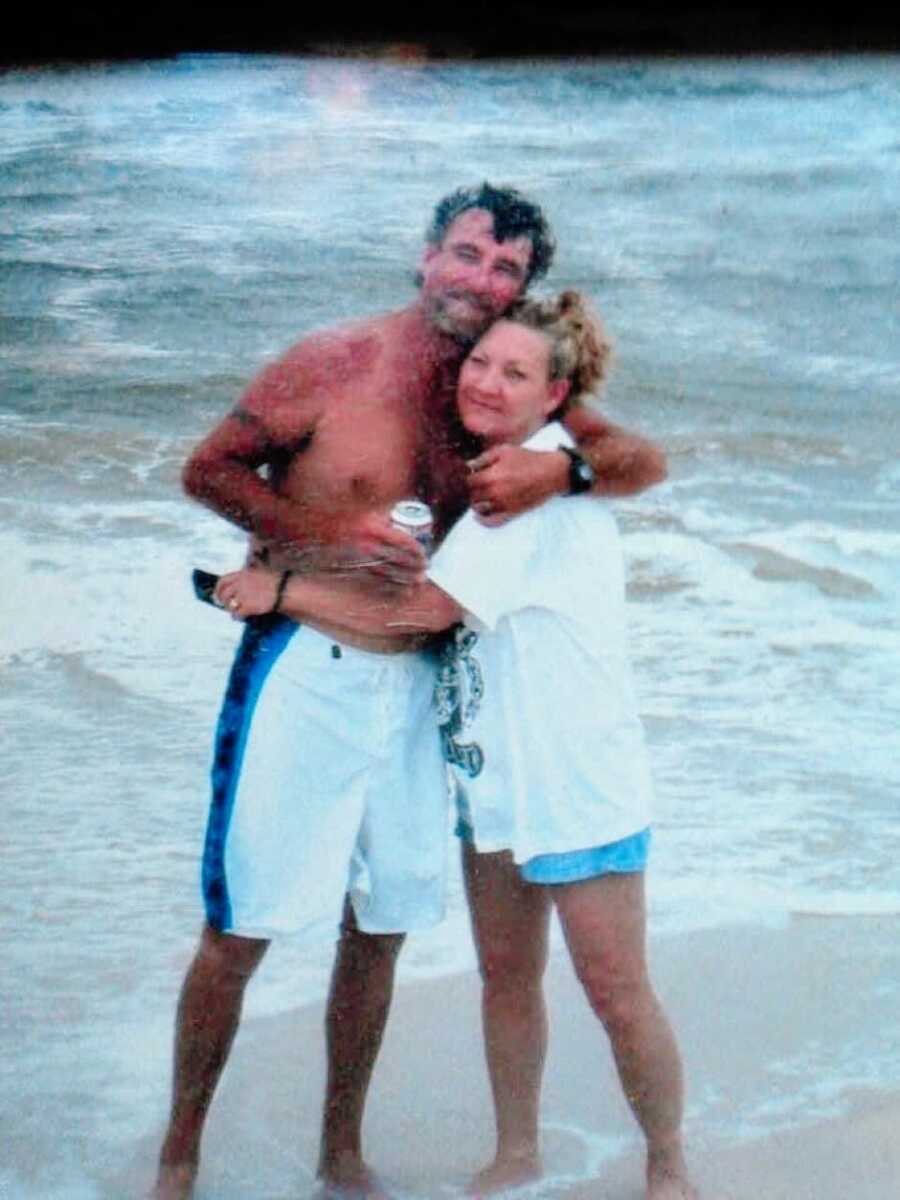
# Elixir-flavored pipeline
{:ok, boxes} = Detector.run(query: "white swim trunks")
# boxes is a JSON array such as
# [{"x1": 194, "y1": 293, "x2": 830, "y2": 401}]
[{"x1": 202, "y1": 617, "x2": 449, "y2": 939}]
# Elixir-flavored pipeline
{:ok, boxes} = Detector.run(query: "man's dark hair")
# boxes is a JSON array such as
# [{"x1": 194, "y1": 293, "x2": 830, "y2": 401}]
[{"x1": 425, "y1": 182, "x2": 556, "y2": 284}]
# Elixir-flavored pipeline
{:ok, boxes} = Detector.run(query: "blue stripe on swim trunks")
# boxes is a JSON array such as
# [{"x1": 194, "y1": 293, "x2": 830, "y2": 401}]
[{"x1": 202, "y1": 615, "x2": 298, "y2": 932}]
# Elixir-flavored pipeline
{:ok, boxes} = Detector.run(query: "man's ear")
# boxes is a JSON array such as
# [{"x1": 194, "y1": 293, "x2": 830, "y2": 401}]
[{"x1": 414, "y1": 244, "x2": 439, "y2": 289}]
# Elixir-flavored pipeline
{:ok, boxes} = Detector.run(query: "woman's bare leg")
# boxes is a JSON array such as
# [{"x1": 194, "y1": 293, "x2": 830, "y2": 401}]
[
  {"x1": 553, "y1": 873, "x2": 696, "y2": 1200},
  {"x1": 462, "y1": 842, "x2": 552, "y2": 1194}
]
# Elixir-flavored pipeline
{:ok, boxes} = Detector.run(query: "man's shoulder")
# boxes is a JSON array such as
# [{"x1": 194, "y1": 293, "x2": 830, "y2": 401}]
[
  {"x1": 238, "y1": 310, "x2": 399, "y2": 412},
  {"x1": 264, "y1": 307, "x2": 406, "y2": 385},
  {"x1": 283, "y1": 307, "x2": 404, "y2": 358}
]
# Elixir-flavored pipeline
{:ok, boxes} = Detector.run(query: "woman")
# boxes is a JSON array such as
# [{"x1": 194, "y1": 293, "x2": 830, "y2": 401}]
[{"x1": 218, "y1": 292, "x2": 695, "y2": 1200}]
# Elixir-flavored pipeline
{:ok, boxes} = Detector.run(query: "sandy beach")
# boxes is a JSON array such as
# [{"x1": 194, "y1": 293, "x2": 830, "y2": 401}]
[
  {"x1": 111, "y1": 915, "x2": 900, "y2": 1200},
  {"x1": 3, "y1": 50, "x2": 898, "y2": 1200}
]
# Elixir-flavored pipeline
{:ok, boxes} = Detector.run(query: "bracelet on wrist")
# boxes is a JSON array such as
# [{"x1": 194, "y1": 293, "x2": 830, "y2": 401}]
[{"x1": 272, "y1": 570, "x2": 292, "y2": 614}]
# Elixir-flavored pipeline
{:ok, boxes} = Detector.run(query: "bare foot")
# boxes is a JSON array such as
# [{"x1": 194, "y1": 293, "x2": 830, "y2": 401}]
[
  {"x1": 147, "y1": 1162, "x2": 197, "y2": 1200},
  {"x1": 647, "y1": 1145, "x2": 698, "y2": 1200},
  {"x1": 316, "y1": 1155, "x2": 390, "y2": 1200},
  {"x1": 465, "y1": 1153, "x2": 543, "y2": 1196}
]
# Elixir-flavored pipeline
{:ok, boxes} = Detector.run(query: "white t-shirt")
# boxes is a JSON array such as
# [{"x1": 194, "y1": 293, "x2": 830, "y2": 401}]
[{"x1": 427, "y1": 420, "x2": 653, "y2": 863}]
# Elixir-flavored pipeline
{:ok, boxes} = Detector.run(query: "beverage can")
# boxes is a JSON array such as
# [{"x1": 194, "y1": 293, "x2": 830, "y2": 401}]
[{"x1": 390, "y1": 499, "x2": 434, "y2": 556}]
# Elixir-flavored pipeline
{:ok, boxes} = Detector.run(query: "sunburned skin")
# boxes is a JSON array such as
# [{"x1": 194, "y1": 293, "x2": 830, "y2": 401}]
[
  {"x1": 210, "y1": 316, "x2": 669, "y2": 646},
  {"x1": 184, "y1": 210, "x2": 667, "y2": 658},
  {"x1": 249, "y1": 316, "x2": 462, "y2": 529},
  {"x1": 184, "y1": 207, "x2": 666, "y2": 653},
  {"x1": 156, "y1": 205, "x2": 672, "y2": 1200},
  {"x1": 184, "y1": 305, "x2": 474, "y2": 653},
  {"x1": 211, "y1": 312, "x2": 699, "y2": 1200}
]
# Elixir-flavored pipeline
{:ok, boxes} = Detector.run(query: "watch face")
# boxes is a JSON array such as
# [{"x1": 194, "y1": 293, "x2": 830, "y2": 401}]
[
  {"x1": 562, "y1": 446, "x2": 595, "y2": 493},
  {"x1": 571, "y1": 458, "x2": 595, "y2": 492}
]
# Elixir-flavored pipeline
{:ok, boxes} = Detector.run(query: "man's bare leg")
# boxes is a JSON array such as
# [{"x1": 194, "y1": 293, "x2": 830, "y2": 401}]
[
  {"x1": 151, "y1": 923, "x2": 269, "y2": 1200},
  {"x1": 317, "y1": 899, "x2": 405, "y2": 1197},
  {"x1": 462, "y1": 844, "x2": 552, "y2": 1195},
  {"x1": 554, "y1": 873, "x2": 697, "y2": 1200}
]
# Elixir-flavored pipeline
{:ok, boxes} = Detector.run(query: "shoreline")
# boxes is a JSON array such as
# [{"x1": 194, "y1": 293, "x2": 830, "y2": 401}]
[{"x1": 113, "y1": 913, "x2": 900, "y2": 1199}]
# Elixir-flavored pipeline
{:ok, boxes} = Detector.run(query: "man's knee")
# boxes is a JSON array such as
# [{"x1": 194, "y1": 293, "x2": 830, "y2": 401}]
[
  {"x1": 338, "y1": 924, "x2": 406, "y2": 969},
  {"x1": 478, "y1": 936, "x2": 547, "y2": 995},
  {"x1": 195, "y1": 924, "x2": 269, "y2": 985},
  {"x1": 338, "y1": 900, "x2": 406, "y2": 965}
]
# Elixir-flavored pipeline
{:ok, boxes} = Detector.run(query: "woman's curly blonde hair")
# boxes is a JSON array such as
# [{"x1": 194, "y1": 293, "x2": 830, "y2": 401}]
[{"x1": 504, "y1": 289, "x2": 612, "y2": 413}]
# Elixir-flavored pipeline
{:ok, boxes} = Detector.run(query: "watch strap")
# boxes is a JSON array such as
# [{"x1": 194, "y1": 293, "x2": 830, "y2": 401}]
[{"x1": 558, "y1": 445, "x2": 595, "y2": 494}]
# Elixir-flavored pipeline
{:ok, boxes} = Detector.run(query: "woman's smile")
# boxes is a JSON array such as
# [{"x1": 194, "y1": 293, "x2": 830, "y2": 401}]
[{"x1": 457, "y1": 319, "x2": 566, "y2": 446}]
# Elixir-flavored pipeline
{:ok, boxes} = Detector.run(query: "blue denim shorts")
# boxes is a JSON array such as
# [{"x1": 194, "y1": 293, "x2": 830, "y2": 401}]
[
  {"x1": 520, "y1": 828, "x2": 651, "y2": 884},
  {"x1": 456, "y1": 781, "x2": 651, "y2": 885}
]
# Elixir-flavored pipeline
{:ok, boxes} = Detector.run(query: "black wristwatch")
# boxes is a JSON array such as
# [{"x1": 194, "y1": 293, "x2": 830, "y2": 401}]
[{"x1": 559, "y1": 445, "x2": 596, "y2": 495}]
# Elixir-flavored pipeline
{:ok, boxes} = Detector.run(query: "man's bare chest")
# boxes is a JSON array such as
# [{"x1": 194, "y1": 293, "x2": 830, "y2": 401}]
[{"x1": 277, "y1": 396, "x2": 424, "y2": 509}]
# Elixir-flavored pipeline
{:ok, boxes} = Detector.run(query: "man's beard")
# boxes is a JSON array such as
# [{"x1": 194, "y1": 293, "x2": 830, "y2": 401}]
[{"x1": 425, "y1": 291, "x2": 496, "y2": 344}]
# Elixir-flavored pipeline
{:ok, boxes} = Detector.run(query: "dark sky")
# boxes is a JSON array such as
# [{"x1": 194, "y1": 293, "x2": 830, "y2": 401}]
[{"x1": 3, "y1": 4, "x2": 898, "y2": 67}]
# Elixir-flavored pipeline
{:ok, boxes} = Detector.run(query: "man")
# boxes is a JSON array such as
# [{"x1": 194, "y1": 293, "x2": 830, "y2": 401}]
[{"x1": 151, "y1": 183, "x2": 666, "y2": 1200}]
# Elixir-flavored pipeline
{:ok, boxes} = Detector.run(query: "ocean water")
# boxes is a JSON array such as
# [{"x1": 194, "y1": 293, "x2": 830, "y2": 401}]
[{"x1": 1, "y1": 52, "x2": 898, "y2": 1196}]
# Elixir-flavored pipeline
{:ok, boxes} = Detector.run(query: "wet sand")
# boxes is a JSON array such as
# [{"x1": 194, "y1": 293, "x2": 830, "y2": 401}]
[{"x1": 123, "y1": 916, "x2": 900, "y2": 1199}]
